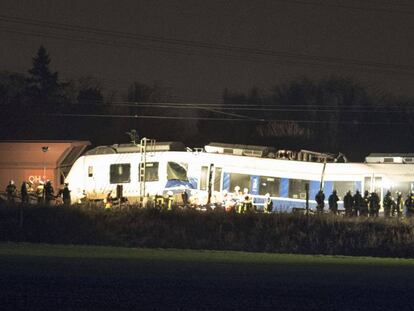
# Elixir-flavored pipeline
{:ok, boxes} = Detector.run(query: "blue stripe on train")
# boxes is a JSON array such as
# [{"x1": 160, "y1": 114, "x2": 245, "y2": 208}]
[
  {"x1": 165, "y1": 178, "x2": 197, "y2": 189},
  {"x1": 280, "y1": 178, "x2": 289, "y2": 198},
  {"x1": 323, "y1": 181, "x2": 333, "y2": 195},
  {"x1": 309, "y1": 180, "x2": 320, "y2": 200},
  {"x1": 222, "y1": 172, "x2": 230, "y2": 192},
  {"x1": 254, "y1": 197, "x2": 344, "y2": 213},
  {"x1": 250, "y1": 175, "x2": 260, "y2": 195}
]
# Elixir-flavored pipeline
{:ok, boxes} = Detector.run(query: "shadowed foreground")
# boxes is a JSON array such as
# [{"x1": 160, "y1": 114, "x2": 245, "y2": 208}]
[
  {"x1": 3, "y1": 206, "x2": 414, "y2": 258},
  {"x1": 1, "y1": 243, "x2": 414, "y2": 310}
]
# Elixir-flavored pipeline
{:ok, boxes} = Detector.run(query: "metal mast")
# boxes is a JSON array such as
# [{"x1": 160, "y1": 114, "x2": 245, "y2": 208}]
[
  {"x1": 139, "y1": 137, "x2": 156, "y2": 202},
  {"x1": 126, "y1": 130, "x2": 155, "y2": 205}
]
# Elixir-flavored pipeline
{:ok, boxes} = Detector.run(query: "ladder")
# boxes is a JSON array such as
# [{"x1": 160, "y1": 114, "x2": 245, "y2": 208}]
[{"x1": 139, "y1": 137, "x2": 156, "y2": 201}]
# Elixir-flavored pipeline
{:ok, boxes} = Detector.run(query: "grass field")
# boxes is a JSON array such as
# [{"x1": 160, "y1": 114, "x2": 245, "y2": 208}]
[
  {"x1": 1, "y1": 243, "x2": 414, "y2": 310},
  {"x1": 4, "y1": 206, "x2": 414, "y2": 258}
]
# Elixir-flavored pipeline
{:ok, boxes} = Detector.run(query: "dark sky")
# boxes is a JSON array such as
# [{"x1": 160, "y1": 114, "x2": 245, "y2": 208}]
[{"x1": 1, "y1": 0, "x2": 414, "y2": 102}]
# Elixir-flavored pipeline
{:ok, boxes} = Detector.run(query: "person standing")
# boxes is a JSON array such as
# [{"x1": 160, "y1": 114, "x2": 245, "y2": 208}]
[
  {"x1": 20, "y1": 181, "x2": 29, "y2": 204},
  {"x1": 61, "y1": 183, "x2": 71, "y2": 206},
  {"x1": 393, "y1": 191, "x2": 402, "y2": 217},
  {"x1": 264, "y1": 193, "x2": 273, "y2": 213},
  {"x1": 405, "y1": 193, "x2": 414, "y2": 217},
  {"x1": 181, "y1": 190, "x2": 189, "y2": 208},
  {"x1": 383, "y1": 191, "x2": 394, "y2": 218},
  {"x1": 233, "y1": 186, "x2": 242, "y2": 213},
  {"x1": 315, "y1": 190, "x2": 325, "y2": 214},
  {"x1": 44, "y1": 181, "x2": 54, "y2": 206},
  {"x1": 369, "y1": 191, "x2": 380, "y2": 217},
  {"x1": 360, "y1": 191, "x2": 370, "y2": 217},
  {"x1": 35, "y1": 182, "x2": 44, "y2": 205},
  {"x1": 343, "y1": 191, "x2": 353, "y2": 217},
  {"x1": 328, "y1": 190, "x2": 339, "y2": 215},
  {"x1": 239, "y1": 188, "x2": 252, "y2": 212},
  {"x1": 353, "y1": 190, "x2": 363, "y2": 217},
  {"x1": 5, "y1": 180, "x2": 17, "y2": 204}
]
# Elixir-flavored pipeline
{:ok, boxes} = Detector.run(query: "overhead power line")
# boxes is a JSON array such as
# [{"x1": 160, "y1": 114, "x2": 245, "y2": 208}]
[
  {"x1": 43, "y1": 112, "x2": 414, "y2": 125},
  {"x1": 273, "y1": 0, "x2": 414, "y2": 15},
  {"x1": 62, "y1": 100, "x2": 414, "y2": 113},
  {"x1": 1, "y1": 15, "x2": 414, "y2": 76}
]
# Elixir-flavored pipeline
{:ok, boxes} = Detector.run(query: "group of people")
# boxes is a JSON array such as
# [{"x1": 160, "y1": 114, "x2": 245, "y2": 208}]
[
  {"x1": 4, "y1": 180, "x2": 71, "y2": 206},
  {"x1": 223, "y1": 186, "x2": 256, "y2": 213},
  {"x1": 315, "y1": 189, "x2": 414, "y2": 217}
]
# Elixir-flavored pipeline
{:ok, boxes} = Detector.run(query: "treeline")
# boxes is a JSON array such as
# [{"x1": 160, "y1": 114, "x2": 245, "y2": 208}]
[
  {"x1": 0, "y1": 46, "x2": 183, "y2": 145},
  {"x1": 2, "y1": 205, "x2": 414, "y2": 258},
  {"x1": 199, "y1": 80, "x2": 414, "y2": 159},
  {"x1": 1, "y1": 46, "x2": 414, "y2": 159}
]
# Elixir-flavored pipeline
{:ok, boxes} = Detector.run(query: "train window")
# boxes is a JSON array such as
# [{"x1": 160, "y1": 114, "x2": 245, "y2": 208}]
[
  {"x1": 140, "y1": 162, "x2": 159, "y2": 182},
  {"x1": 364, "y1": 177, "x2": 372, "y2": 193},
  {"x1": 167, "y1": 162, "x2": 188, "y2": 181},
  {"x1": 333, "y1": 181, "x2": 357, "y2": 199},
  {"x1": 374, "y1": 177, "x2": 382, "y2": 194},
  {"x1": 229, "y1": 173, "x2": 250, "y2": 192},
  {"x1": 200, "y1": 166, "x2": 209, "y2": 190},
  {"x1": 88, "y1": 166, "x2": 93, "y2": 177},
  {"x1": 259, "y1": 176, "x2": 280, "y2": 196},
  {"x1": 110, "y1": 163, "x2": 131, "y2": 184},
  {"x1": 288, "y1": 179, "x2": 307, "y2": 199},
  {"x1": 390, "y1": 181, "x2": 412, "y2": 199},
  {"x1": 214, "y1": 167, "x2": 222, "y2": 192},
  {"x1": 363, "y1": 177, "x2": 382, "y2": 194}
]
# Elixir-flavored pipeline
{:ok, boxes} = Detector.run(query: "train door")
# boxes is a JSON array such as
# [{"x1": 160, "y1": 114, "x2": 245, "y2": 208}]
[
  {"x1": 213, "y1": 167, "x2": 222, "y2": 192},
  {"x1": 364, "y1": 175, "x2": 383, "y2": 206},
  {"x1": 84, "y1": 161, "x2": 97, "y2": 199},
  {"x1": 364, "y1": 175, "x2": 382, "y2": 192},
  {"x1": 197, "y1": 164, "x2": 211, "y2": 204},
  {"x1": 200, "y1": 164, "x2": 218, "y2": 190},
  {"x1": 375, "y1": 176, "x2": 383, "y2": 203},
  {"x1": 200, "y1": 165, "x2": 209, "y2": 192},
  {"x1": 199, "y1": 164, "x2": 216, "y2": 205}
]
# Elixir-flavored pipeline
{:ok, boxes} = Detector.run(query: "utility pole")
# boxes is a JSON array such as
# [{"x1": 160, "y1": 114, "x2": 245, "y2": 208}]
[
  {"x1": 138, "y1": 137, "x2": 156, "y2": 206},
  {"x1": 126, "y1": 130, "x2": 156, "y2": 207},
  {"x1": 41, "y1": 146, "x2": 49, "y2": 182},
  {"x1": 305, "y1": 183, "x2": 309, "y2": 215},
  {"x1": 320, "y1": 157, "x2": 327, "y2": 191},
  {"x1": 139, "y1": 137, "x2": 148, "y2": 201}
]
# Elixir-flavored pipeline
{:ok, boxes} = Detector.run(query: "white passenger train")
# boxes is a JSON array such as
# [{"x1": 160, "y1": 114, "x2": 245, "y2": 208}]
[{"x1": 66, "y1": 142, "x2": 414, "y2": 211}]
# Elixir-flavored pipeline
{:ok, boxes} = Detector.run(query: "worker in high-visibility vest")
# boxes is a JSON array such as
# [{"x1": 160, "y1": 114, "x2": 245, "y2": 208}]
[
  {"x1": 241, "y1": 188, "x2": 253, "y2": 213},
  {"x1": 155, "y1": 194, "x2": 164, "y2": 208},
  {"x1": 167, "y1": 191, "x2": 174, "y2": 210},
  {"x1": 104, "y1": 191, "x2": 113, "y2": 209}
]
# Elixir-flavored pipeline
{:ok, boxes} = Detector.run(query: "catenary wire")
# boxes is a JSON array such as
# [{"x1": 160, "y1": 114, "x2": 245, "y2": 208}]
[
  {"x1": 1, "y1": 15, "x2": 414, "y2": 75},
  {"x1": 272, "y1": 0, "x2": 414, "y2": 15},
  {"x1": 57, "y1": 100, "x2": 414, "y2": 113},
  {"x1": 42, "y1": 112, "x2": 414, "y2": 125}
]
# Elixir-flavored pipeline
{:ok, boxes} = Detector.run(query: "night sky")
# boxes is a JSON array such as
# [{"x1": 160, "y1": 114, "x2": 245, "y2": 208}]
[{"x1": 1, "y1": 0, "x2": 414, "y2": 102}]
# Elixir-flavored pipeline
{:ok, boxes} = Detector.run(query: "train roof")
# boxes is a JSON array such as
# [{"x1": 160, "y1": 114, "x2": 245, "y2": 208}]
[
  {"x1": 365, "y1": 153, "x2": 414, "y2": 164},
  {"x1": 205, "y1": 142, "x2": 274, "y2": 158},
  {"x1": 84, "y1": 141, "x2": 186, "y2": 155},
  {"x1": 82, "y1": 141, "x2": 414, "y2": 165}
]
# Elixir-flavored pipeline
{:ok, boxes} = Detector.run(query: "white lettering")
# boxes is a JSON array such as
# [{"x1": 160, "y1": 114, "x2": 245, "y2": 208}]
[{"x1": 28, "y1": 175, "x2": 43, "y2": 183}]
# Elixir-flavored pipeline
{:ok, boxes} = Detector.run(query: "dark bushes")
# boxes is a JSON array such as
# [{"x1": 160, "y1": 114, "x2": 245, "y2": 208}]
[{"x1": 2, "y1": 205, "x2": 414, "y2": 257}]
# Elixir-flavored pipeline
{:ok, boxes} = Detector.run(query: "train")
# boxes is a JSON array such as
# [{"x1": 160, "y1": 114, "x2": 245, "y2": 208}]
[{"x1": 65, "y1": 142, "x2": 414, "y2": 212}]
